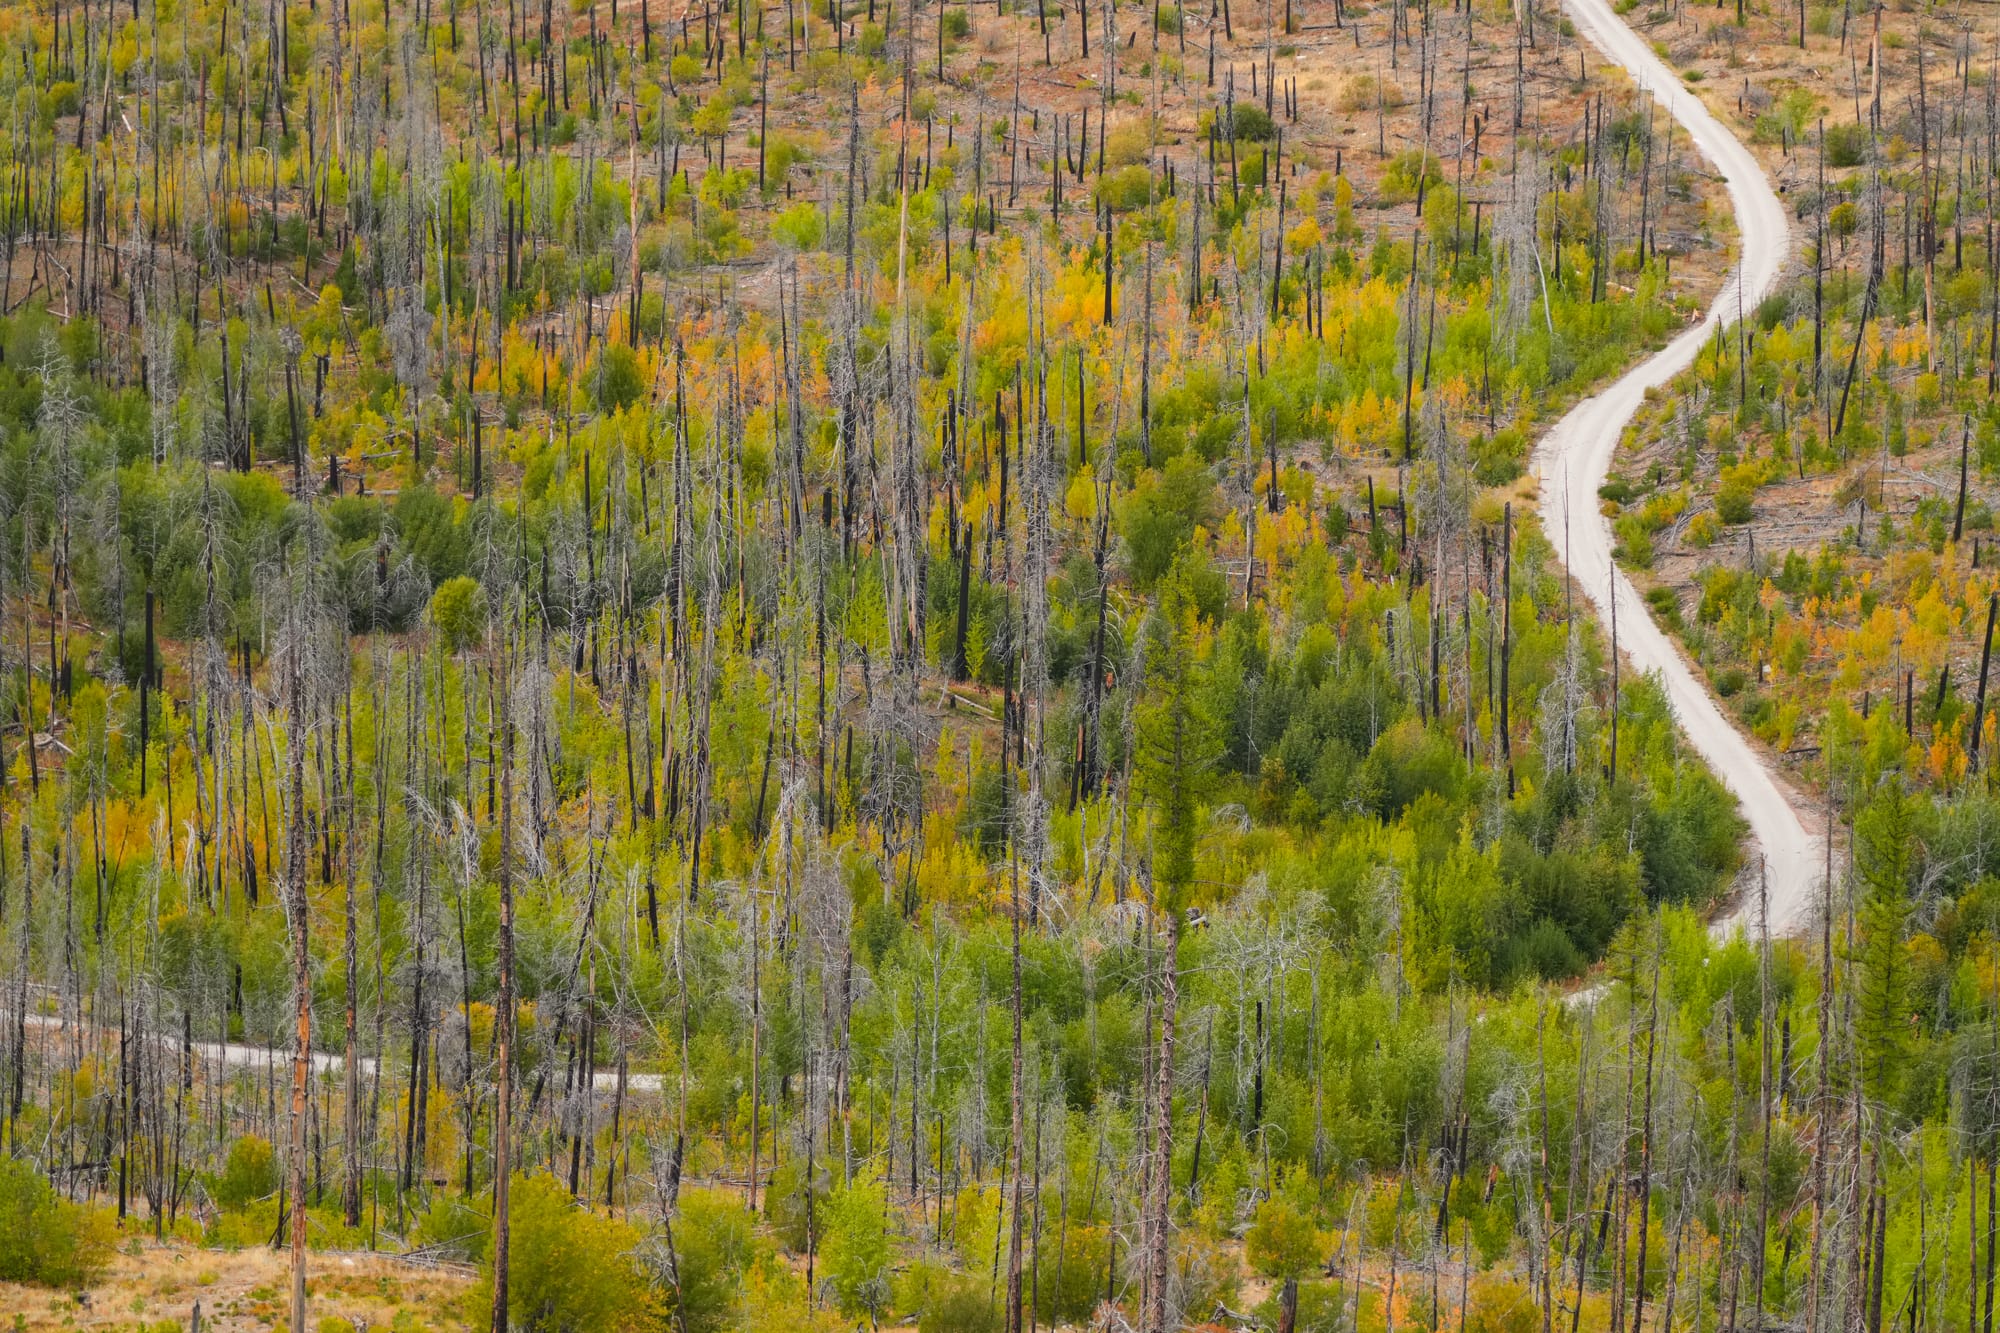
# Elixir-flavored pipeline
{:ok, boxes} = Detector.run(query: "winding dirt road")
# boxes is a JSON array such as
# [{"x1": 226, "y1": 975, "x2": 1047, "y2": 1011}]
[{"x1": 1534, "y1": 0, "x2": 1818, "y2": 934}]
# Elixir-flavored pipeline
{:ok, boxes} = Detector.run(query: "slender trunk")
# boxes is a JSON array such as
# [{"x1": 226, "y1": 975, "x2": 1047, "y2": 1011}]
[
  {"x1": 491, "y1": 633, "x2": 516, "y2": 1333},
  {"x1": 1144, "y1": 912, "x2": 1182, "y2": 1333},
  {"x1": 286, "y1": 606, "x2": 312, "y2": 1333}
]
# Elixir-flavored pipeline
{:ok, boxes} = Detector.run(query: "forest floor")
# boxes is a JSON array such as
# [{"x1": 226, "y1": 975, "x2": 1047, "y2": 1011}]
[{"x1": 0, "y1": 1243, "x2": 475, "y2": 1332}]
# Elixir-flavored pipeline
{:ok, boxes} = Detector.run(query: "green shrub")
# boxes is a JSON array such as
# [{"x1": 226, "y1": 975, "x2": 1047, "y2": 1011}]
[
  {"x1": 1829, "y1": 200, "x2": 1859, "y2": 243},
  {"x1": 430, "y1": 576, "x2": 489, "y2": 654},
  {"x1": 212, "y1": 1134, "x2": 278, "y2": 1210},
  {"x1": 772, "y1": 201, "x2": 826, "y2": 251},
  {"x1": 1096, "y1": 164, "x2": 1156, "y2": 212},
  {"x1": 1231, "y1": 102, "x2": 1275, "y2": 142},
  {"x1": 0, "y1": 1158, "x2": 113, "y2": 1288},
  {"x1": 595, "y1": 343, "x2": 645, "y2": 412},
  {"x1": 1120, "y1": 453, "x2": 1220, "y2": 588},
  {"x1": 1380, "y1": 150, "x2": 1443, "y2": 204},
  {"x1": 409, "y1": 1192, "x2": 492, "y2": 1262},
  {"x1": 820, "y1": 1175, "x2": 892, "y2": 1320},
  {"x1": 472, "y1": 1173, "x2": 656, "y2": 1332},
  {"x1": 918, "y1": 1283, "x2": 1002, "y2": 1333},
  {"x1": 671, "y1": 1188, "x2": 758, "y2": 1333},
  {"x1": 1033, "y1": 1222, "x2": 1110, "y2": 1325},
  {"x1": 1616, "y1": 518, "x2": 1654, "y2": 569},
  {"x1": 1824, "y1": 121, "x2": 1868, "y2": 168},
  {"x1": 1247, "y1": 1196, "x2": 1324, "y2": 1278},
  {"x1": 1716, "y1": 479, "x2": 1755, "y2": 525},
  {"x1": 393, "y1": 485, "x2": 472, "y2": 584}
]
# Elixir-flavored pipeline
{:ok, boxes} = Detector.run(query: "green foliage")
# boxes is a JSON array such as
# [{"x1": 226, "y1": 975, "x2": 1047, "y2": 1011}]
[
  {"x1": 1856, "y1": 780, "x2": 1917, "y2": 1098},
  {"x1": 211, "y1": 1134, "x2": 278, "y2": 1210},
  {"x1": 0, "y1": 1158, "x2": 113, "y2": 1288},
  {"x1": 907, "y1": 1265, "x2": 1002, "y2": 1333},
  {"x1": 1135, "y1": 559, "x2": 1223, "y2": 905},
  {"x1": 1636, "y1": 764, "x2": 1744, "y2": 904},
  {"x1": 596, "y1": 344, "x2": 646, "y2": 413},
  {"x1": 1824, "y1": 120, "x2": 1869, "y2": 168},
  {"x1": 1120, "y1": 453, "x2": 1220, "y2": 588},
  {"x1": 1466, "y1": 1274, "x2": 1540, "y2": 1333},
  {"x1": 431, "y1": 575, "x2": 489, "y2": 653},
  {"x1": 1230, "y1": 101, "x2": 1276, "y2": 142},
  {"x1": 1246, "y1": 1195, "x2": 1324, "y2": 1278},
  {"x1": 772, "y1": 201, "x2": 827, "y2": 251},
  {"x1": 393, "y1": 485, "x2": 471, "y2": 585},
  {"x1": 1715, "y1": 476, "x2": 1755, "y2": 524},
  {"x1": 409, "y1": 1192, "x2": 493, "y2": 1263},
  {"x1": 1380, "y1": 150, "x2": 1444, "y2": 205},
  {"x1": 670, "y1": 1189, "x2": 759, "y2": 1333},
  {"x1": 474, "y1": 1174, "x2": 657, "y2": 1333},
  {"x1": 819, "y1": 1175, "x2": 892, "y2": 1320},
  {"x1": 1096, "y1": 164, "x2": 1156, "y2": 212}
]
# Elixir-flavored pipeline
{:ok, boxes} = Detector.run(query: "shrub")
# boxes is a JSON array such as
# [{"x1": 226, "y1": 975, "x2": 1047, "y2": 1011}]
[
  {"x1": 595, "y1": 343, "x2": 645, "y2": 412},
  {"x1": 430, "y1": 576, "x2": 488, "y2": 654},
  {"x1": 1096, "y1": 164, "x2": 1156, "y2": 212},
  {"x1": 1337, "y1": 73, "x2": 1404, "y2": 113},
  {"x1": 1247, "y1": 1196, "x2": 1324, "y2": 1278},
  {"x1": 1120, "y1": 453, "x2": 1220, "y2": 588},
  {"x1": 0, "y1": 1158, "x2": 114, "y2": 1288},
  {"x1": 1829, "y1": 200, "x2": 1860, "y2": 243},
  {"x1": 916, "y1": 1280, "x2": 1002, "y2": 1333},
  {"x1": 393, "y1": 485, "x2": 472, "y2": 584},
  {"x1": 1716, "y1": 480, "x2": 1755, "y2": 525},
  {"x1": 1639, "y1": 768, "x2": 1745, "y2": 903},
  {"x1": 212, "y1": 1134, "x2": 279, "y2": 1210},
  {"x1": 1033, "y1": 1222, "x2": 1110, "y2": 1324},
  {"x1": 472, "y1": 1173, "x2": 656, "y2": 1333},
  {"x1": 820, "y1": 1175, "x2": 892, "y2": 1320},
  {"x1": 1358, "y1": 717, "x2": 1467, "y2": 819},
  {"x1": 1824, "y1": 121, "x2": 1869, "y2": 168},
  {"x1": 409, "y1": 1192, "x2": 492, "y2": 1262},
  {"x1": 772, "y1": 201, "x2": 827, "y2": 251},
  {"x1": 761, "y1": 133, "x2": 809, "y2": 194},
  {"x1": 1616, "y1": 519, "x2": 1654, "y2": 569},
  {"x1": 1467, "y1": 1274, "x2": 1540, "y2": 1333},
  {"x1": 672, "y1": 1189, "x2": 758, "y2": 1333},
  {"x1": 1104, "y1": 117, "x2": 1158, "y2": 166},
  {"x1": 1231, "y1": 102, "x2": 1276, "y2": 142},
  {"x1": 1380, "y1": 150, "x2": 1443, "y2": 205}
]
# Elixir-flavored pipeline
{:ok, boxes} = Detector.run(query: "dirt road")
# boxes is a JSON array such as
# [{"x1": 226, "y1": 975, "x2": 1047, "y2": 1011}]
[{"x1": 1534, "y1": 0, "x2": 1818, "y2": 934}]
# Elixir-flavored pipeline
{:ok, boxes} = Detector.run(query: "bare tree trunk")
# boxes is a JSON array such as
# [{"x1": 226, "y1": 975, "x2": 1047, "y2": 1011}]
[
  {"x1": 1144, "y1": 911, "x2": 1182, "y2": 1333},
  {"x1": 491, "y1": 629, "x2": 516, "y2": 1333},
  {"x1": 1008, "y1": 846, "x2": 1026, "y2": 1333},
  {"x1": 286, "y1": 603, "x2": 312, "y2": 1333},
  {"x1": 341, "y1": 688, "x2": 362, "y2": 1227}
]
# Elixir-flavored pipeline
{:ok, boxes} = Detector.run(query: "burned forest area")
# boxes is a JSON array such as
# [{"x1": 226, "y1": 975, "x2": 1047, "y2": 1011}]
[{"x1": 6, "y1": 0, "x2": 1995, "y2": 1330}]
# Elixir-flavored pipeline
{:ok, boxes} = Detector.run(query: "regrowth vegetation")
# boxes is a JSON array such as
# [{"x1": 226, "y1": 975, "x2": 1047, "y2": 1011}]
[{"x1": 3, "y1": 0, "x2": 1930, "y2": 1329}]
